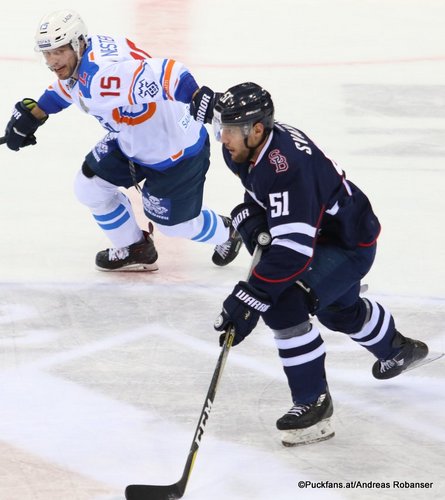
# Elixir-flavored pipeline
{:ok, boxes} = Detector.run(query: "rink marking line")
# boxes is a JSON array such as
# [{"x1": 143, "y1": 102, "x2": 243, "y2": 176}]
[
  {"x1": 13, "y1": 322, "x2": 283, "y2": 380},
  {"x1": 9, "y1": 321, "x2": 444, "y2": 445},
  {"x1": 1, "y1": 285, "x2": 443, "y2": 446},
  {"x1": 11, "y1": 325, "x2": 161, "y2": 372},
  {"x1": 1, "y1": 281, "x2": 444, "y2": 304},
  {"x1": 0, "y1": 369, "x2": 192, "y2": 488},
  {"x1": 0, "y1": 352, "x2": 340, "y2": 498},
  {"x1": 9, "y1": 319, "x2": 444, "y2": 394}
]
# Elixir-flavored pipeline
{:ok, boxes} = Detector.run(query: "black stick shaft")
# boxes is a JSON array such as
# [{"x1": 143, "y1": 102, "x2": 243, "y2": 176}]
[{"x1": 125, "y1": 246, "x2": 263, "y2": 500}]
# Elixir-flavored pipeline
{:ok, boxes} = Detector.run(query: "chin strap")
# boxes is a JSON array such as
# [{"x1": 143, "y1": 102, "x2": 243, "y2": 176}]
[
  {"x1": 67, "y1": 37, "x2": 89, "y2": 87},
  {"x1": 68, "y1": 43, "x2": 86, "y2": 84}
]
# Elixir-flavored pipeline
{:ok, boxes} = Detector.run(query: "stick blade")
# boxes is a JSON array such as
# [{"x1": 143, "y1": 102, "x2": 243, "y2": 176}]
[{"x1": 125, "y1": 483, "x2": 184, "y2": 500}]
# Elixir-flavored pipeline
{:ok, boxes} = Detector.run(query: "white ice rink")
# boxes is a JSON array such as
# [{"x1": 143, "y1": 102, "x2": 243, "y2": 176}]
[{"x1": 0, "y1": 1, "x2": 444, "y2": 499}]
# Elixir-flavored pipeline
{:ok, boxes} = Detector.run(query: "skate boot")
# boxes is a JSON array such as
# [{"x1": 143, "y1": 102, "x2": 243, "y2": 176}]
[
  {"x1": 95, "y1": 229, "x2": 158, "y2": 272},
  {"x1": 372, "y1": 330, "x2": 428, "y2": 379},
  {"x1": 276, "y1": 391, "x2": 334, "y2": 446},
  {"x1": 212, "y1": 216, "x2": 243, "y2": 266}
]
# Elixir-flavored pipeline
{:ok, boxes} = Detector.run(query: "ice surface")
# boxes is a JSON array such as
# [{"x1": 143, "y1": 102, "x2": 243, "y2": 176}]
[{"x1": 0, "y1": 1, "x2": 444, "y2": 499}]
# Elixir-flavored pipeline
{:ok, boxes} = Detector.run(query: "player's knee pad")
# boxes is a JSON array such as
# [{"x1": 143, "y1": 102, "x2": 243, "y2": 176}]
[
  {"x1": 73, "y1": 169, "x2": 120, "y2": 208},
  {"x1": 273, "y1": 320, "x2": 312, "y2": 340}
]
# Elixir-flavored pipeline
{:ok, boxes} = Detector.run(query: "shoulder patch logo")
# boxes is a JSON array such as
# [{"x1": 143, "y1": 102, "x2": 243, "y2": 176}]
[
  {"x1": 268, "y1": 149, "x2": 289, "y2": 173},
  {"x1": 138, "y1": 80, "x2": 159, "y2": 98}
]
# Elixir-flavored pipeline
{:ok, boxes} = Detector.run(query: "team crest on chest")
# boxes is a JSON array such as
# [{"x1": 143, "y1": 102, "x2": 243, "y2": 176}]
[{"x1": 268, "y1": 149, "x2": 289, "y2": 173}]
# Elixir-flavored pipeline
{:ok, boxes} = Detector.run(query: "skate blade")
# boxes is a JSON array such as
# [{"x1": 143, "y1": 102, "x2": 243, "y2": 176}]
[
  {"x1": 280, "y1": 418, "x2": 334, "y2": 447},
  {"x1": 404, "y1": 352, "x2": 444, "y2": 372},
  {"x1": 96, "y1": 262, "x2": 159, "y2": 272}
]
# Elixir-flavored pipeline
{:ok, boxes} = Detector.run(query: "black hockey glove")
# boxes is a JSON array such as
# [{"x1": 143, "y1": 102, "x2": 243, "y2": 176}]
[
  {"x1": 231, "y1": 202, "x2": 271, "y2": 255},
  {"x1": 214, "y1": 281, "x2": 271, "y2": 346},
  {"x1": 5, "y1": 98, "x2": 47, "y2": 151},
  {"x1": 190, "y1": 86, "x2": 221, "y2": 124}
]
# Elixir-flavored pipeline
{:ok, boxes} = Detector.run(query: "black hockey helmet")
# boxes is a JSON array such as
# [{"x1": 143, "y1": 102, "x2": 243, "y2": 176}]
[{"x1": 213, "y1": 82, "x2": 274, "y2": 138}]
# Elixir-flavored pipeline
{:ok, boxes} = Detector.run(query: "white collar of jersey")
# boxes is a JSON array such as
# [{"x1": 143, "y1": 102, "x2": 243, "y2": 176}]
[{"x1": 252, "y1": 130, "x2": 274, "y2": 167}]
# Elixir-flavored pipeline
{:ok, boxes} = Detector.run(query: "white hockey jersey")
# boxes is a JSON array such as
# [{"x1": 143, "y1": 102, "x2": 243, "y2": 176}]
[{"x1": 37, "y1": 35, "x2": 206, "y2": 170}]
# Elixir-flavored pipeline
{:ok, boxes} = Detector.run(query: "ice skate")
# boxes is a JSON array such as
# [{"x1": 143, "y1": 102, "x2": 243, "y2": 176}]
[
  {"x1": 212, "y1": 216, "x2": 243, "y2": 266},
  {"x1": 276, "y1": 391, "x2": 334, "y2": 446},
  {"x1": 95, "y1": 229, "x2": 158, "y2": 271},
  {"x1": 372, "y1": 331, "x2": 428, "y2": 379}
]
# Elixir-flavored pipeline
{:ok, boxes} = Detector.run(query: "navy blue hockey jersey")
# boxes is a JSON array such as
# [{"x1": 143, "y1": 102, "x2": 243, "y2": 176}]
[{"x1": 222, "y1": 122, "x2": 381, "y2": 303}]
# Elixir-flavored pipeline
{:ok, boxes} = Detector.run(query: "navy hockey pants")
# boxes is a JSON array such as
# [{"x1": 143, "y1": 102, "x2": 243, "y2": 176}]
[{"x1": 262, "y1": 243, "x2": 396, "y2": 404}]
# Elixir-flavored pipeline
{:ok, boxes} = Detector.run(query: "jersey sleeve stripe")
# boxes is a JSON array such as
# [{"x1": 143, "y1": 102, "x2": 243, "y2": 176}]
[
  {"x1": 128, "y1": 61, "x2": 146, "y2": 105},
  {"x1": 251, "y1": 206, "x2": 325, "y2": 285},
  {"x1": 272, "y1": 238, "x2": 313, "y2": 257},
  {"x1": 161, "y1": 59, "x2": 176, "y2": 100},
  {"x1": 270, "y1": 222, "x2": 316, "y2": 238}
]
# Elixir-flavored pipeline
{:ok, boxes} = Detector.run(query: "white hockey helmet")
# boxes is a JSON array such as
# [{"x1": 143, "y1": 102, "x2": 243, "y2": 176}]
[{"x1": 34, "y1": 9, "x2": 87, "y2": 54}]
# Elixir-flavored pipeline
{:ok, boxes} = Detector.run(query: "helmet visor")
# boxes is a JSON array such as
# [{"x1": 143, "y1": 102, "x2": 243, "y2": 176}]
[{"x1": 212, "y1": 110, "x2": 253, "y2": 142}]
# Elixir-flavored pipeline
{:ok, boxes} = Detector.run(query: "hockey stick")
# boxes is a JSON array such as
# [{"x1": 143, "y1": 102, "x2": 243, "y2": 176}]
[
  {"x1": 125, "y1": 245, "x2": 263, "y2": 500},
  {"x1": 0, "y1": 136, "x2": 6, "y2": 145}
]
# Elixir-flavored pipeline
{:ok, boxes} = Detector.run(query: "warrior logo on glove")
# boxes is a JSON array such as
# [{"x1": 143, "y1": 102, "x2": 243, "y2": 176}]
[
  {"x1": 214, "y1": 281, "x2": 271, "y2": 346},
  {"x1": 235, "y1": 288, "x2": 270, "y2": 312}
]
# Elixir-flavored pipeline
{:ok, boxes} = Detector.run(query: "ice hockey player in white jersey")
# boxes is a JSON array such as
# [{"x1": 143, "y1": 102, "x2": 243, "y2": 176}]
[
  {"x1": 3, "y1": 9, "x2": 242, "y2": 271},
  {"x1": 210, "y1": 82, "x2": 429, "y2": 446}
]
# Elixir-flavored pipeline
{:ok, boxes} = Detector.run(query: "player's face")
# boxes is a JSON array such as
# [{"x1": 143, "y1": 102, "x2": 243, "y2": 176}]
[
  {"x1": 220, "y1": 123, "x2": 264, "y2": 163},
  {"x1": 42, "y1": 44, "x2": 78, "y2": 80},
  {"x1": 220, "y1": 126, "x2": 248, "y2": 162}
]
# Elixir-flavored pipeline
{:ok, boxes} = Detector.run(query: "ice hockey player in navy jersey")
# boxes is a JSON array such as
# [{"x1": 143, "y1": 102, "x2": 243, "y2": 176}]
[
  {"x1": 209, "y1": 82, "x2": 429, "y2": 446},
  {"x1": 3, "y1": 10, "x2": 241, "y2": 271}
]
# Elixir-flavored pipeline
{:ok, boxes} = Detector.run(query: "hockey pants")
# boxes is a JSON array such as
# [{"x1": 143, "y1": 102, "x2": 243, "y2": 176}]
[
  {"x1": 262, "y1": 243, "x2": 397, "y2": 404},
  {"x1": 74, "y1": 171, "x2": 229, "y2": 248}
]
